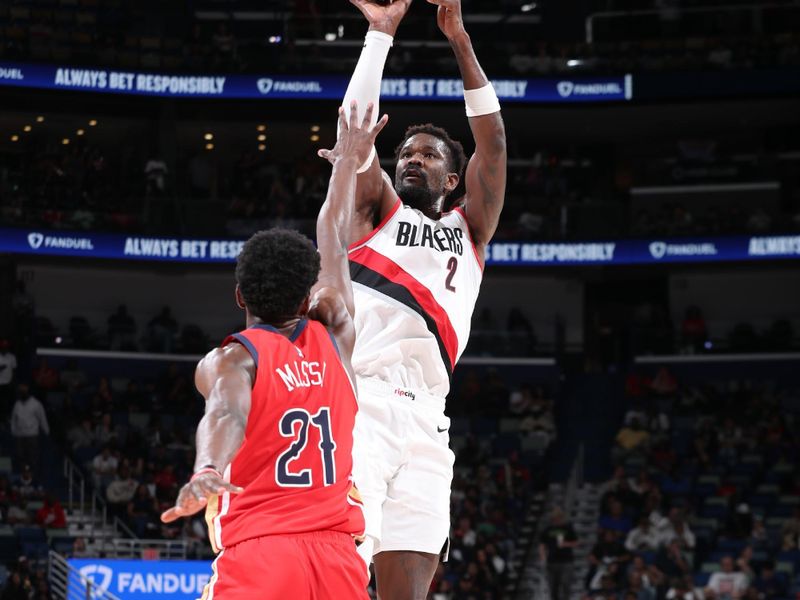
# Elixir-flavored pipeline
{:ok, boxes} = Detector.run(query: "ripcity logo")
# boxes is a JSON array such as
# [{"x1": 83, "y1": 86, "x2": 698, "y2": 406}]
[
  {"x1": 257, "y1": 78, "x2": 274, "y2": 94},
  {"x1": 27, "y1": 232, "x2": 44, "y2": 249},
  {"x1": 78, "y1": 565, "x2": 113, "y2": 597},
  {"x1": 649, "y1": 241, "x2": 667, "y2": 259},
  {"x1": 394, "y1": 388, "x2": 416, "y2": 402},
  {"x1": 557, "y1": 81, "x2": 574, "y2": 98}
]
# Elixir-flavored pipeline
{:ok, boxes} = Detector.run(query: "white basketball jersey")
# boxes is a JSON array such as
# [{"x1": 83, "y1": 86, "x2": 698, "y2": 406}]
[{"x1": 348, "y1": 200, "x2": 484, "y2": 397}]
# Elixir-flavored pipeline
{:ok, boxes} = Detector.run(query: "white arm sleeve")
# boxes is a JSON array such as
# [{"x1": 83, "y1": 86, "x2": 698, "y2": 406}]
[{"x1": 341, "y1": 30, "x2": 393, "y2": 173}]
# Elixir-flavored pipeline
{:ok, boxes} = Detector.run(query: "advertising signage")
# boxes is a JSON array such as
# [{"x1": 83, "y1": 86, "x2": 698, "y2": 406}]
[
  {"x1": 2, "y1": 228, "x2": 799, "y2": 267},
  {"x1": 0, "y1": 61, "x2": 631, "y2": 103}
]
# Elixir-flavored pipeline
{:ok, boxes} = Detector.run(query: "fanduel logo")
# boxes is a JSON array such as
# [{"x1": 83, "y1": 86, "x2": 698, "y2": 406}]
[
  {"x1": 0, "y1": 67, "x2": 23, "y2": 80},
  {"x1": 557, "y1": 81, "x2": 574, "y2": 98},
  {"x1": 257, "y1": 78, "x2": 322, "y2": 95},
  {"x1": 649, "y1": 241, "x2": 667, "y2": 259},
  {"x1": 649, "y1": 241, "x2": 717, "y2": 259},
  {"x1": 27, "y1": 232, "x2": 94, "y2": 251},
  {"x1": 257, "y1": 78, "x2": 274, "y2": 94},
  {"x1": 558, "y1": 80, "x2": 623, "y2": 98},
  {"x1": 27, "y1": 232, "x2": 44, "y2": 249},
  {"x1": 79, "y1": 565, "x2": 113, "y2": 597}
]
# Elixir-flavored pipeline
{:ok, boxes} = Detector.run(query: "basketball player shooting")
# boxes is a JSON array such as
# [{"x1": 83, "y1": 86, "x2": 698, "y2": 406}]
[
  {"x1": 160, "y1": 102, "x2": 388, "y2": 599},
  {"x1": 317, "y1": 0, "x2": 507, "y2": 597}
]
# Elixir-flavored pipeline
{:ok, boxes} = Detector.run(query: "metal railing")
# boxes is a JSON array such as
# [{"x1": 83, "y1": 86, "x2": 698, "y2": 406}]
[
  {"x1": 48, "y1": 551, "x2": 121, "y2": 600},
  {"x1": 63, "y1": 458, "x2": 137, "y2": 553},
  {"x1": 586, "y1": 2, "x2": 799, "y2": 43},
  {"x1": 111, "y1": 539, "x2": 187, "y2": 560}
]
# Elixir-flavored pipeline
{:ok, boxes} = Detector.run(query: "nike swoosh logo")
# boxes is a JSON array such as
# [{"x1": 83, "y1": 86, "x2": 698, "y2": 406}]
[{"x1": 437, "y1": 427, "x2": 448, "y2": 433}]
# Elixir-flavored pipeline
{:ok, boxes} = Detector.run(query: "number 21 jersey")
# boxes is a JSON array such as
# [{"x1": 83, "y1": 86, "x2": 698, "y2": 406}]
[
  {"x1": 204, "y1": 319, "x2": 365, "y2": 552},
  {"x1": 348, "y1": 200, "x2": 484, "y2": 398}
]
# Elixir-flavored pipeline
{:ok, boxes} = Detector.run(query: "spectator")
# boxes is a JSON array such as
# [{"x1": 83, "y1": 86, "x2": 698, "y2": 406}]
[
  {"x1": 666, "y1": 575, "x2": 703, "y2": 599},
  {"x1": 705, "y1": 555, "x2": 749, "y2": 599},
  {"x1": 70, "y1": 537, "x2": 91, "y2": 558},
  {"x1": 660, "y1": 508, "x2": 696, "y2": 551},
  {"x1": 780, "y1": 506, "x2": 800, "y2": 550},
  {"x1": 588, "y1": 528, "x2": 630, "y2": 590},
  {"x1": 35, "y1": 493, "x2": 66, "y2": 529},
  {"x1": 59, "y1": 359, "x2": 87, "y2": 393},
  {"x1": 127, "y1": 483, "x2": 158, "y2": 537},
  {"x1": 0, "y1": 340, "x2": 17, "y2": 416},
  {"x1": 625, "y1": 517, "x2": 661, "y2": 553},
  {"x1": 650, "y1": 367, "x2": 678, "y2": 396},
  {"x1": 91, "y1": 446, "x2": 118, "y2": 490},
  {"x1": 31, "y1": 358, "x2": 58, "y2": 392},
  {"x1": 538, "y1": 507, "x2": 579, "y2": 600},
  {"x1": 656, "y1": 539, "x2": 691, "y2": 579},
  {"x1": 612, "y1": 419, "x2": 651, "y2": 464},
  {"x1": 107, "y1": 305, "x2": 137, "y2": 351},
  {"x1": 599, "y1": 498, "x2": 633, "y2": 535},
  {"x1": 94, "y1": 413, "x2": 118, "y2": 446},
  {"x1": 10, "y1": 384, "x2": 49, "y2": 475},
  {"x1": 1, "y1": 570, "x2": 32, "y2": 600},
  {"x1": 106, "y1": 465, "x2": 138, "y2": 516},
  {"x1": 680, "y1": 306, "x2": 708, "y2": 353},
  {"x1": 625, "y1": 568, "x2": 656, "y2": 600},
  {"x1": 753, "y1": 562, "x2": 787, "y2": 598},
  {"x1": 734, "y1": 546, "x2": 755, "y2": 582},
  {"x1": 145, "y1": 306, "x2": 178, "y2": 353},
  {"x1": 14, "y1": 465, "x2": 42, "y2": 500},
  {"x1": 6, "y1": 498, "x2": 30, "y2": 525},
  {"x1": 67, "y1": 417, "x2": 96, "y2": 452}
]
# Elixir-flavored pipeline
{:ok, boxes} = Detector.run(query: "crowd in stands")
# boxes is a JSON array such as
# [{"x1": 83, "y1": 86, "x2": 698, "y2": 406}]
[
  {"x1": 0, "y1": 330, "x2": 556, "y2": 598},
  {"x1": 1, "y1": 0, "x2": 799, "y2": 76},
  {"x1": 582, "y1": 366, "x2": 800, "y2": 599},
  {"x1": 632, "y1": 303, "x2": 798, "y2": 358},
  {"x1": 3, "y1": 124, "x2": 799, "y2": 243}
]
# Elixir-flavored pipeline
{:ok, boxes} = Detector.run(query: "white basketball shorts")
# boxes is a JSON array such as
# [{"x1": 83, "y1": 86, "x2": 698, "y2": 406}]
[{"x1": 351, "y1": 377, "x2": 454, "y2": 561}]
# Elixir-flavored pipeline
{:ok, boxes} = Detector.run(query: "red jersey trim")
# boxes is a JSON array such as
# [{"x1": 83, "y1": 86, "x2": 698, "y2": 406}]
[
  {"x1": 348, "y1": 199, "x2": 402, "y2": 252},
  {"x1": 349, "y1": 246, "x2": 458, "y2": 369},
  {"x1": 452, "y1": 207, "x2": 485, "y2": 272}
]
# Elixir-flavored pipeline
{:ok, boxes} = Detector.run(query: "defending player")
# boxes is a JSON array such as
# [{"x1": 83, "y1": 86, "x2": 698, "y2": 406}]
[
  {"x1": 317, "y1": 0, "x2": 507, "y2": 596},
  {"x1": 161, "y1": 102, "x2": 389, "y2": 599}
]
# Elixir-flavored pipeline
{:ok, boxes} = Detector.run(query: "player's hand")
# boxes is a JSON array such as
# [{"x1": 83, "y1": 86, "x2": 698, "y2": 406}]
[
  {"x1": 350, "y1": 0, "x2": 413, "y2": 36},
  {"x1": 426, "y1": 0, "x2": 466, "y2": 40},
  {"x1": 318, "y1": 100, "x2": 388, "y2": 167},
  {"x1": 160, "y1": 473, "x2": 244, "y2": 523}
]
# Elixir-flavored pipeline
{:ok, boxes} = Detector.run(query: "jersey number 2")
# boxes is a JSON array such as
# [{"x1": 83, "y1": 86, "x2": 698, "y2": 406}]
[
  {"x1": 445, "y1": 257, "x2": 458, "y2": 292},
  {"x1": 276, "y1": 408, "x2": 337, "y2": 487}
]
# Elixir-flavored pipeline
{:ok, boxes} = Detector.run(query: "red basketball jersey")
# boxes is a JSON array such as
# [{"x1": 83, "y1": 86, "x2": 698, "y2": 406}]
[{"x1": 204, "y1": 319, "x2": 365, "y2": 552}]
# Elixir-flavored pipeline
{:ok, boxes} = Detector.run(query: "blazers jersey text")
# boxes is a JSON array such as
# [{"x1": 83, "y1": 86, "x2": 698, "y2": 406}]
[{"x1": 349, "y1": 200, "x2": 483, "y2": 397}]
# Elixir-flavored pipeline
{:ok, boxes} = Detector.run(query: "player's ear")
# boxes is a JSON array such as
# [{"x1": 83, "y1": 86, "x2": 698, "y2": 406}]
[
  {"x1": 444, "y1": 172, "x2": 459, "y2": 194},
  {"x1": 297, "y1": 295, "x2": 311, "y2": 316},
  {"x1": 235, "y1": 285, "x2": 246, "y2": 310}
]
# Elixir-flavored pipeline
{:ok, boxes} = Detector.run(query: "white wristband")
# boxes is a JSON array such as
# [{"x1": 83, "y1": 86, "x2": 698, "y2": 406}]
[{"x1": 464, "y1": 84, "x2": 501, "y2": 117}]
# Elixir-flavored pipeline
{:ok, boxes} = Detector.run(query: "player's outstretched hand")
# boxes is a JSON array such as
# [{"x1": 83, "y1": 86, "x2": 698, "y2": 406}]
[
  {"x1": 318, "y1": 100, "x2": 388, "y2": 167},
  {"x1": 426, "y1": 0, "x2": 466, "y2": 40},
  {"x1": 160, "y1": 472, "x2": 244, "y2": 523},
  {"x1": 350, "y1": 0, "x2": 413, "y2": 36}
]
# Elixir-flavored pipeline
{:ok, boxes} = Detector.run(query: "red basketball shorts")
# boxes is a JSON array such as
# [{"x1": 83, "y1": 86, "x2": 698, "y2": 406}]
[{"x1": 200, "y1": 530, "x2": 369, "y2": 599}]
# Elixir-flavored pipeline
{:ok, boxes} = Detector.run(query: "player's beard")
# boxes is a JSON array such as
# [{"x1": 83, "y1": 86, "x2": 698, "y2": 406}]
[{"x1": 397, "y1": 179, "x2": 441, "y2": 216}]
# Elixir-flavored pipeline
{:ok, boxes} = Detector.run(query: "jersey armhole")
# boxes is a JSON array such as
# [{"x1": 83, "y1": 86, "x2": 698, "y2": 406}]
[
  {"x1": 225, "y1": 333, "x2": 259, "y2": 387},
  {"x1": 348, "y1": 199, "x2": 401, "y2": 252},
  {"x1": 453, "y1": 207, "x2": 485, "y2": 272}
]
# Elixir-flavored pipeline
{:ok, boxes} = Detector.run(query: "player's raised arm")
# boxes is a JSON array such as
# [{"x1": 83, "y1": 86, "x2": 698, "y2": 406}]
[
  {"x1": 160, "y1": 347, "x2": 249, "y2": 523},
  {"x1": 311, "y1": 102, "x2": 388, "y2": 361},
  {"x1": 429, "y1": 0, "x2": 507, "y2": 256},
  {"x1": 319, "y1": 0, "x2": 412, "y2": 218}
]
